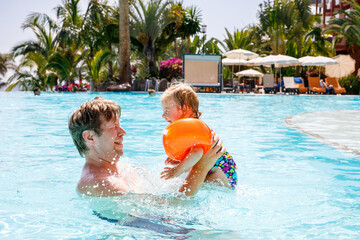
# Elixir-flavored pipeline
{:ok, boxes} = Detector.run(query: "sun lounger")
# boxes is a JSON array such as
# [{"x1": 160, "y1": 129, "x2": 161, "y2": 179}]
[
  {"x1": 308, "y1": 76, "x2": 326, "y2": 94},
  {"x1": 283, "y1": 77, "x2": 298, "y2": 94},
  {"x1": 262, "y1": 73, "x2": 276, "y2": 93},
  {"x1": 325, "y1": 77, "x2": 346, "y2": 94},
  {"x1": 294, "y1": 77, "x2": 308, "y2": 93},
  {"x1": 223, "y1": 78, "x2": 235, "y2": 93}
]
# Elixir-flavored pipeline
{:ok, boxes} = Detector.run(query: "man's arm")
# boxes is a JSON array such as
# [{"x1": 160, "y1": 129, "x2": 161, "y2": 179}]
[{"x1": 178, "y1": 139, "x2": 225, "y2": 196}]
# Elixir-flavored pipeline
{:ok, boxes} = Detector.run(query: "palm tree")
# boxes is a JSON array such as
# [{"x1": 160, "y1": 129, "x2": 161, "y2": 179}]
[
  {"x1": 12, "y1": 13, "x2": 58, "y2": 59},
  {"x1": 182, "y1": 6, "x2": 202, "y2": 54},
  {"x1": 255, "y1": 0, "x2": 327, "y2": 57},
  {"x1": 45, "y1": 50, "x2": 84, "y2": 84},
  {"x1": 306, "y1": 25, "x2": 334, "y2": 57},
  {"x1": 223, "y1": 28, "x2": 255, "y2": 51},
  {"x1": 324, "y1": 0, "x2": 360, "y2": 51},
  {"x1": 118, "y1": 0, "x2": 132, "y2": 84},
  {"x1": 9, "y1": 13, "x2": 59, "y2": 91},
  {"x1": 0, "y1": 53, "x2": 15, "y2": 79},
  {"x1": 54, "y1": 0, "x2": 84, "y2": 50},
  {"x1": 49, "y1": 0, "x2": 84, "y2": 85},
  {"x1": 85, "y1": 49, "x2": 113, "y2": 91},
  {"x1": 165, "y1": 3, "x2": 185, "y2": 59},
  {"x1": 257, "y1": 0, "x2": 299, "y2": 54},
  {"x1": 188, "y1": 35, "x2": 201, "y2": 54},
  {"x1": 130, "y1": 0, "x2": 172, "y2": 75},
  {"x1": 165, "y1": 4, "x2": 202, "y2": 58},
  {"x1": 7, "y1": 52, "x2": 57, "y2": 91},
  {"x1": 203, "y1": 37, "x2": 222, "y2": 55},
  {"x1": 83, "y1": 0, "x2": 119, "y2": 79}
]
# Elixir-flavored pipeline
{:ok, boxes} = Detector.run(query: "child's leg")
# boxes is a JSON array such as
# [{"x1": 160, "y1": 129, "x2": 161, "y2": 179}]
[{"x1": 205, "y1": 167, "x2": 232, "y2": 189}]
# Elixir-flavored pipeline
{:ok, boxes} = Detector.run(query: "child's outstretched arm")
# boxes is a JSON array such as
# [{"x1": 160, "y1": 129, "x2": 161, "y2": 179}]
[{"x1": 161, "y1": 146, "x2": 204, "y2": 180}]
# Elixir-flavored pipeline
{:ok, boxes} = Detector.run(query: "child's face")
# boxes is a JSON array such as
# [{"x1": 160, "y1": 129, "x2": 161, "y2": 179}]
[
  {"x1": 161, "y1": 98, "x2": 193, "y2": 123},
  {"x1": 161, "y1": 98, "x2": 183, "y2": 123}
]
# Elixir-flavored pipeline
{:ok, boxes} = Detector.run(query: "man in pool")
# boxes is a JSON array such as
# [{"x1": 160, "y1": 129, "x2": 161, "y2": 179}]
[{"x1": 68, "y1": 96, "x2": 225, "y2": 197}]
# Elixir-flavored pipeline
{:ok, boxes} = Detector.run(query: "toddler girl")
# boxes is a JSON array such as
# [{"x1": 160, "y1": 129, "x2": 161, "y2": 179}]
[{"x1": 160, "y1": 83, "x2": 237, "y2": 189}]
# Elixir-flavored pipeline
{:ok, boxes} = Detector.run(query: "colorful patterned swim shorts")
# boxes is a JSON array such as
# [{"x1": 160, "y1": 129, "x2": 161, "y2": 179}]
[{"x1": 208, "y1": 151, "x2": 237, "y2": 189}]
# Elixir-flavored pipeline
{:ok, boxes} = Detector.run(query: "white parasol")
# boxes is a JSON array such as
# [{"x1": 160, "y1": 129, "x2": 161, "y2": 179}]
[
  {"x1": 223, "y1": 49, "x2": 259, "y2": 60},
  {"x1": 222, "y1": 58, "x2": 249, "y2": 78},
  {"x1": 222, "y1": 58, "x2": 249, "y2": 65},
  {"x1": 325, "y1": 54, "x2": 355, "y2": 78},
  {"x1": 235, "y1": 69, "x2": 264, "y2": 77},
  {"x1": 247, "y1": 55, "x2": 299, "y2": 92},
  {"x1": 299, "y1": 56, "x2": 337, "y2": 66}
]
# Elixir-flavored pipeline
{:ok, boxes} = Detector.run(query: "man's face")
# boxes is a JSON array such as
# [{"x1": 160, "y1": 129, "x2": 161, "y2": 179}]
[{"x1": 93, "y1": 116, "x2": 126, "y2": 161}]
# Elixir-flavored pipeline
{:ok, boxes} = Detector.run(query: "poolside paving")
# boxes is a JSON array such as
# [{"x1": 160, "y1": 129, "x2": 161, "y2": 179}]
[{"x1": 285, "y1": 110, "x2": 360, "y2": 158}]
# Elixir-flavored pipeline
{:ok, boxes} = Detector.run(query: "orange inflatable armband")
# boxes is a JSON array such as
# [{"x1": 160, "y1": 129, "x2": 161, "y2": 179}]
[{"x1": 162, "y1": 118, "x2": 212, "y2": 161}]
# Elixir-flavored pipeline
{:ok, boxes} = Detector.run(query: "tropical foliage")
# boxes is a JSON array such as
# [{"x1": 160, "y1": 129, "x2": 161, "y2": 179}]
[
  {"x1": 221, "y1": 0, "x2": 333, "y2": 58},
  {"x1": 252, "y1": 0, "x2": 333, "y2": 57},
  {"x1": 130, "y1": 0, "x2": 172, "y2": 76},
  {"x1": 339, "y1": 74, "x2": 360, "y2": 94},
  {"x1": 324, "y1": 0, "x2": 360, "y2": 52},
  {"x1": 223, "y1": 28, "x2": 255, "y2": 52},
  {"x1": 0, "y1": 53, "x2": 15, "y2": 80},
  {"x1": 2, "y1": 0, "x2": 351, "y2": 92}
]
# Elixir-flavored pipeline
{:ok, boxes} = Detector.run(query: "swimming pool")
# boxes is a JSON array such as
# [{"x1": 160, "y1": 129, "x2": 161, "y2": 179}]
[{"x1": 1, "y1": 92, "x2": 359, "y2": 239}]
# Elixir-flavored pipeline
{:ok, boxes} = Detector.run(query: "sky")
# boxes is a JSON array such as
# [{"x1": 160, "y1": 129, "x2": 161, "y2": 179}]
[{"x1": 0, "y1": 0, "x2": 264, "y2": 54}]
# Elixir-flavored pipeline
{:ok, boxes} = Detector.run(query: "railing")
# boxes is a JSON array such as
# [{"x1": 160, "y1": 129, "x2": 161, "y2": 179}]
[{"x1": 144, "y1": 79, "x2": 159, "y2": 92}]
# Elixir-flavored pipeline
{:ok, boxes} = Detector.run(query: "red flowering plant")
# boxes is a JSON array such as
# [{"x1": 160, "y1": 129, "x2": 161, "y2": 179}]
[
  {"x1": 131, "y1": 66, "x2": 137, "y2": 75},
  {"x1": 55, "y1": 80, "x2": 90, "y2": 92},
  {"x1": 159, "y1": 58, "x2": 183, "y2": 80}
]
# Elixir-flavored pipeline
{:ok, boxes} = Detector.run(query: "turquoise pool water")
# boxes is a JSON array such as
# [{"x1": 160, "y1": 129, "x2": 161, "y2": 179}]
[{"x1": 0, "y1": 92, "x2": 360, "y2": 239}]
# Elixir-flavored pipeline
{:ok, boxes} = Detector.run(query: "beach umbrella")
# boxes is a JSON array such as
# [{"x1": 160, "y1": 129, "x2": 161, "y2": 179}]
[
  {"x1": 235, "y1": 69, "x2": 264, "y2": 86},
  {"x1": 222, "y1": 58, "x2": 249, "y2": 78},
  {"x1": 223, "y1": 49, "x2": 259, "y2": 60},
  {"x1": 250, "y1": 54, "x2": 299, "y2": 66},
  {"x1": 325, "y1": 54, "x2": 355, "y2": 78},
  {"x1": 248, "y1": 55, "x2": 299, "y2": 92},
  {"x1": 222, "y1": 58, "x2": 249, "y2": 65},
  {"x1": 299, "y1": 56, "x2": 338, "y2": 78},
  {"x1": 235, "y1": 69, "x2": 264, "y2": 77},
  {"x1": 299, "y1": 56, "x2": 337, "y2": 66},
  {"x1": 247, "y1": 54, "x2": 300, "y2": 69}
]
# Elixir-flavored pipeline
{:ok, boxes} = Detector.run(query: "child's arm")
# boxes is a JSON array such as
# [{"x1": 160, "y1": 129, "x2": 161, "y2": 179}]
[{"x1": 161, "y1": 146, "x2": 204, "y2": 179}]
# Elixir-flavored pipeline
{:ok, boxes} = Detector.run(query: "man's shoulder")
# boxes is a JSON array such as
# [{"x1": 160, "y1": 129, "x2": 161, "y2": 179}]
[
  {"x1": 77, "y1": 174, "x2": 104, "y2": 196},
  {"x1": 77, "y1": 171, "x2": 128, "y2": 197}
]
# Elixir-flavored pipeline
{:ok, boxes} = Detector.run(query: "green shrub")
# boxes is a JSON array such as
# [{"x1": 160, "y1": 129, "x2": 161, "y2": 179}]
[
  {"x1": 223, "y1": 66, "x2": 232, "y2": 79},
  {"x1": 338, "y1": 75, "x2": 360, "y2": 95}
]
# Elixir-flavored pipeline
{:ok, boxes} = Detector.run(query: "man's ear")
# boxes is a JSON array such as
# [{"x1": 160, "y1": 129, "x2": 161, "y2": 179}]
[{"x1": 82, "y1": 130, "x2": 95, "y2": 145}]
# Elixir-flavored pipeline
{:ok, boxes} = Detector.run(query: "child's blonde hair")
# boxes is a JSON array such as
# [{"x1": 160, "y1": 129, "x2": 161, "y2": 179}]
[{"x1": 161, "y1": 82, "x2": 202, "y2": 118}]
